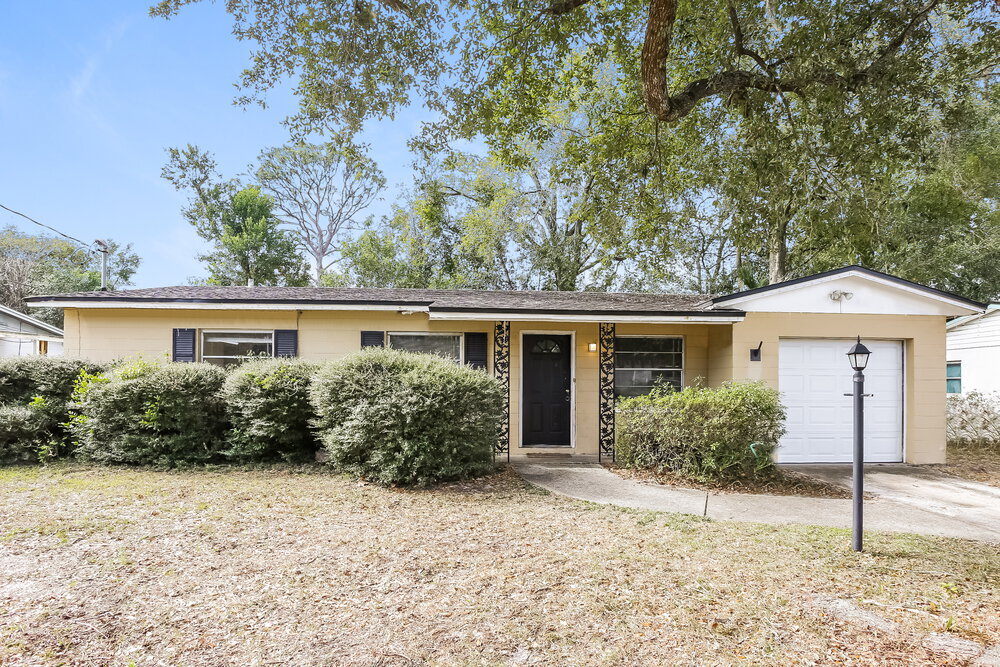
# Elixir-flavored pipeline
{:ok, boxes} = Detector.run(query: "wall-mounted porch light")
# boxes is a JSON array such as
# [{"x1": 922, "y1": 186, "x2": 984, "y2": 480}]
[{"x1": 588, "y1": 342, "x2": 598, "y2": 352}]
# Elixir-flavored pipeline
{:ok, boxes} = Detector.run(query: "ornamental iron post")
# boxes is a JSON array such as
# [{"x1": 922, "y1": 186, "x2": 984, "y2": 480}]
[
  {"x1": 846, "y1": 336, "x2": 871, "y2": 553},
  {"x1": 493, "y1": 321, "x2": 511, "y2": 461},
  {"x1": 598, "y1": 323, "x2": 616, "y2": 462}
]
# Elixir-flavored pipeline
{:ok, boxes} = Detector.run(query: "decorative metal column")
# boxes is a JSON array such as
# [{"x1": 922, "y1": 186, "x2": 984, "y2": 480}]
[
  {"x1": 493, "y1": 321, "x2": 511, "y2": 460},
  {"x1": 598, "y1": 322, "x2": 616, "y2": 461}
]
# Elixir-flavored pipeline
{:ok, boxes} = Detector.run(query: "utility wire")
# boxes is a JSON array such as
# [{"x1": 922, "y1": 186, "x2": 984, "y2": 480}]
[{"x1": 0, "y1": 203, "x2": 93, "y2": 249}]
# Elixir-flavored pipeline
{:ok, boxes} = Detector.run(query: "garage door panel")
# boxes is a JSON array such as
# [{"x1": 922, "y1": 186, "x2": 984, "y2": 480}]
[{"x1": 778, "y1": 338, "x2": 903, "y2": 463}]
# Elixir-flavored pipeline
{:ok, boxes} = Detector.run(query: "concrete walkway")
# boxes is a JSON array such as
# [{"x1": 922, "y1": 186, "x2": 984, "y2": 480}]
[{"x1": 513, "y1": 462, "x2": 1000, "y2": 543}]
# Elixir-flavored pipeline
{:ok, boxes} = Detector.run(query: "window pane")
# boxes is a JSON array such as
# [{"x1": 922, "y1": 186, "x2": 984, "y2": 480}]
[
  {"x1": 946, "y1": 363, "x2": 962, "y2": 379},
  {"x1": 615, "y1": 337, "x2": 682, "y2": 353},
  {"x1": 388, "y1": 334, "x2": 461, "y2": 362},
  {"x1": 614, "y1": 369, "x2": 682, "y2": 397},
  {"x1": 202, "y1": 332, "x2": 273, "y2": 360},
  {"x1": 947, "y1": 379, "x2": 962, "y2": 394},
  {"x1": 613, "y1": 337, "x2": 684, "y2": 397}
]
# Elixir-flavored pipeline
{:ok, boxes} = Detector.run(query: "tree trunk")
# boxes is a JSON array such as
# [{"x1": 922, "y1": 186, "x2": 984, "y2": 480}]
[{"x1": 767, "y1": 221, "x2": 788, "y2": 284}]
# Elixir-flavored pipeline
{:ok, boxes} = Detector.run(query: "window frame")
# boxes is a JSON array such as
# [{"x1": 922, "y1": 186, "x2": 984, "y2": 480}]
[
  {"x1": 199, "y1": 329, "x2": 275, "y2": 364},
  {"x1": 613, "y1": 334, "x2": 685, "y2": 397},
  {"x1": 946, "y1": 361, "x2": 962, "y2": 394},
  {"x1": 386, "y1": 331, "x2": 465, "y2": 364}
]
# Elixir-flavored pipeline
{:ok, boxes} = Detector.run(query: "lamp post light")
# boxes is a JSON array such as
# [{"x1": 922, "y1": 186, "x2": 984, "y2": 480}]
[{"x1": 846, "y1": 336, "x2": 871, "y2": 552}]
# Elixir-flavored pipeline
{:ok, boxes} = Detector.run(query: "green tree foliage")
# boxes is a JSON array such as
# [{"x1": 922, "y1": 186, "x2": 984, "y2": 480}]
[
  {"x1": 153, "y1": 0, "x2": 996, "y2": 293},
  {"x1": 256, "y1": 141, "x2": 385, "y2": 284},
  {"x1": 208, "y1": 187, "x2": 310, "y2": 286},
  {"x1": 162, "y1": 145, "x2": 309, "y2": 286},
  {"x1": 0, "y1": 226, "x2": 139, "y2": 327}
]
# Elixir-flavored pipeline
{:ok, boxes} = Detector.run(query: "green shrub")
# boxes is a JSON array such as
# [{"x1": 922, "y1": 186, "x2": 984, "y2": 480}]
[
  {"x1": 74, "y1": 361, "x2": 229, "y2": 466},
  {"x1": 222, "y1": 358, "x2": 318, "y2": 462},
  {"x1": 615, "y1": 382, "x2": 786, "y2": 482},
  {"x1": 0, "y1": 404, "x2": 51, "y2": 463},
  {"x1": 310, "y1": 348, "x2": 504, "y2": 486},
  {"x1": 0, "y1": 356, "x2": 105, "y2": 458}
]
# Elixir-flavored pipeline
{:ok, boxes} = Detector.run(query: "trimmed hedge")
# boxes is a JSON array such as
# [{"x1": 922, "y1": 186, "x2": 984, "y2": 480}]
[
  {"x1": 310, "y1": 348, "x2": 504, "y2": 486},
  {"x1": 0, "y1": 404, "x2": 50, "y2": 463},
  {"x1": 616, "y1": 382, "x2": 785, "y2": 482},
  {"x1": 73, "y1": 361, "x2": 229, "y2": 466},
  {"x1": 222, "y1": 358, "x2": 318, "y2": 462},
  {"x1": 0, "y1": 356, "x2": 105, "y2": 458}
]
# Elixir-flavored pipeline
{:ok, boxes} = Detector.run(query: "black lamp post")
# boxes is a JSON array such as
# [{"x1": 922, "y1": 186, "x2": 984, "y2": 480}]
[{"x1": 846, "y1": 336, "x2": 871, "y2": 552}]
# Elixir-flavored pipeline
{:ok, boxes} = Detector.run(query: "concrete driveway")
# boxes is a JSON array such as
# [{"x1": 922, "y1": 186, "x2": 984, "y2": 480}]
[
  {"x1": 784, "y1": 464, "x2": 1000, "y2": 536},
  {"x1": 513, "y1": 461, "x2": 1000, "y2": 543}
]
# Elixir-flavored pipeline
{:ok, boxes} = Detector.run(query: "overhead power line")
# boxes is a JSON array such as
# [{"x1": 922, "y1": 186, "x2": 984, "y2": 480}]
[{"x1": 0, "y1": 203, "x2": 93, "y2": 249}]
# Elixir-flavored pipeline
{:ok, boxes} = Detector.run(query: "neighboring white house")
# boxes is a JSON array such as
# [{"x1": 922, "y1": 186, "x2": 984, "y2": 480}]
[
  {"x1": 0, "y1": 304, "x2": 64, "y2": 357},
  {"x1": 946, "y1": 304, "x2": 1000, "y2": 394}
]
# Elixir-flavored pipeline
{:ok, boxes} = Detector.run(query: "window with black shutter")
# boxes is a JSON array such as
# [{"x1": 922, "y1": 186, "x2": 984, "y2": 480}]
[
  {"x1": 172, "y1": 328, "x2": 196, "y2": 362},
  {"x1": 464, "y1": 332, "x2": 488, "y2": 370},
  {"x1": 361, "y1": 331, "x2": 385, "y2": 348},
  {"x1": 274, "y1": 330, "x2": 298, "y2": 357}
]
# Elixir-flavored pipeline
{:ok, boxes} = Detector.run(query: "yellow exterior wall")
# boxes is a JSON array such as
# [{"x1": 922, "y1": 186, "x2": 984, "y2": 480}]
[
  {"x1": 62, "y1": 308, "x2": 724, "y2": 457},
  {"x1": 729, "y1": 312, "x2": 948, "y2": 464},
  {"x1": 60, "y1": 307, "x2": 948, "y2": 462}
]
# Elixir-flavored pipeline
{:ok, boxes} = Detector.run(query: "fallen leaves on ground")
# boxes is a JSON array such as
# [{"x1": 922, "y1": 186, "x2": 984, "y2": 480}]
[{"x1": 0, "y1": 464, "x2": 997, "y2": 665}]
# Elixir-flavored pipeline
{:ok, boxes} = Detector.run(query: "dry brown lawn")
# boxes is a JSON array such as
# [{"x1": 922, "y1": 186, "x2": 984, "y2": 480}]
[
  {"x1": 940, "y1": 446, "x2": 1000, "y2": 488},
  {"x1": 1, "y1": 464, "x2": 998, "y2": 666}
]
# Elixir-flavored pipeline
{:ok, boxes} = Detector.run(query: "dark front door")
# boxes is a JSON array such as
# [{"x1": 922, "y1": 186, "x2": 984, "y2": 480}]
[{"x1": 522, "y1": 334, "x2": 572, "y2": 447}]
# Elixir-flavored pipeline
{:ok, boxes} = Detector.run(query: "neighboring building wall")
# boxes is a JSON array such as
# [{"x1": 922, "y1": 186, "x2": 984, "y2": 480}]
[
  {"x1": 0, "y1": 310, "x2": 63, "y2": 357},
  {"x1": 729, "y1": 312, "x2": 947, "y2": 464},
  {"x1": 946, "y1": 312, "x2": 1000, "y2": 394}
]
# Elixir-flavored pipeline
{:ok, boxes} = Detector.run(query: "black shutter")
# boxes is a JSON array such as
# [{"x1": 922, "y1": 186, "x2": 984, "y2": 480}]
[
  {"x1": 274, "y1": 330, "x2": 298, "y2": 357},
  {"x1": 361, "y1": 331, "x2": 385, "y2": 348},
  {"x1": 465, "y1": 332, "x2": 488, "y2": 370},
  {"x1": 172, "y1": 328, "x2": 196, "y2": 363}
]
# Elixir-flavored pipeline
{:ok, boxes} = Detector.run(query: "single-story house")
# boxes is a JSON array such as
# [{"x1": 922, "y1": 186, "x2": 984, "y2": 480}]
[
  {"x1": 945, "y1": 304, "x2": 1000, "y2": 395},
  {"x1": 26, "y1": 266, "x2": 984, "y2": 464},
  {"x1": 0, "y1": 303, "x2": 64, "y2": 357}
]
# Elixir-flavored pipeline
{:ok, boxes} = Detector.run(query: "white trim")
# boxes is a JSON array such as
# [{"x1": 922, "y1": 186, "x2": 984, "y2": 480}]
[
  {"x1": 0, "y1": 303, "x2": 64, "y2": 336},
  {"x1": 518, "y1": 330, "x2": 576, "y2": 450},
  {"x1": 27, "y1": 301, "x2": 430, "y2": 313},
  {"x1": 613, "y1": 334, "x2": 686, "y2": 392},
  {"x1": 25, "y1": 300, "x2": 742, "y2": 322},
  {"x1": 387, "y1": 331, "x2": 465, "y2": 364},
  {"x1": 430, "y1": 311, "x2": 742, "y2": 323},
  {"x1": 713, "y1": 270, "x2": 980, "y2": 314}
]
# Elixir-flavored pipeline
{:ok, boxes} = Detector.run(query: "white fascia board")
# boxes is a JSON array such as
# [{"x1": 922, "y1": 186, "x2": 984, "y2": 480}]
[
  {"x1": 26, "y1": 301, "x2": 431, "y2": 313},
  {"x1": 0, "y1": 303, "x2": 64, "y2": 336},
  {"x1": 428, "y1": 311, "x2": 743, "y2": 323},
  {"x1": 713, "y1": 270, "x2": 981, "y2": 315}
]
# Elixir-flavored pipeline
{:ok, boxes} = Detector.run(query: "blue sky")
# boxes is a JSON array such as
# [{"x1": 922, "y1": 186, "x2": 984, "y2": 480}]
[{"x1": 0, "y1": 1, "x2": 428, "y2": 287}]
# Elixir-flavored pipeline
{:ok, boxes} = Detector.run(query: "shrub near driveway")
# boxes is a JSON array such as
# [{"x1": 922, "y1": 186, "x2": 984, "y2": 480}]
[
  {"x1": 74, "y1": 361, "x2": 228, "y2": 466},
  {"x1": 616, "y1": 381, "x2": 785, "y2": 482},
  {"x1": 311, "y1": 348, "x2": 504, "y2": 486},
  {"x1": 222, "y1": 358, "x2": 318, "y2": 462}
]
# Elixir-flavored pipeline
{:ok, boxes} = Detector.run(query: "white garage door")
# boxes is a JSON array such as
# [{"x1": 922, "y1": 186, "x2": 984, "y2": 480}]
[{"x1": 778, "y1": 338, "x2": 903, "y2": 463}]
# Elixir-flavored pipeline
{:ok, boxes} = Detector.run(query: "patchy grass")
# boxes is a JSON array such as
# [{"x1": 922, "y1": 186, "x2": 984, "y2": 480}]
[
  {"x1": 0, "y1": 464, "x2": 997, "y2": 665},
  {"x1": 939, "y1": 445, "x2": 1000, "y2": 488},
  {"x1": 609, "y1": 463, "x2": 855, "y2": 498}
]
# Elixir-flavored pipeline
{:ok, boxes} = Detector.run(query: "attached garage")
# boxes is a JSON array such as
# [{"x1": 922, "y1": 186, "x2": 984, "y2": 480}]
[{"x1": 777, "y1": 338, "x2": 904, "y2": 463}]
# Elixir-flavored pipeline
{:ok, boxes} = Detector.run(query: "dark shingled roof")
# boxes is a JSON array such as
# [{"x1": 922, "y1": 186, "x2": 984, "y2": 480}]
[{"x1": 26, "y1": 286, "x2": 740, "y2": 316}]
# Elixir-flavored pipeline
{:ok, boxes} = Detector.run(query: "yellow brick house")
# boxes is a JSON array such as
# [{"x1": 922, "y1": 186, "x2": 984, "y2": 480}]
[{"x1": 27, "y1": 266, "x2": 984, "y2": 464}]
